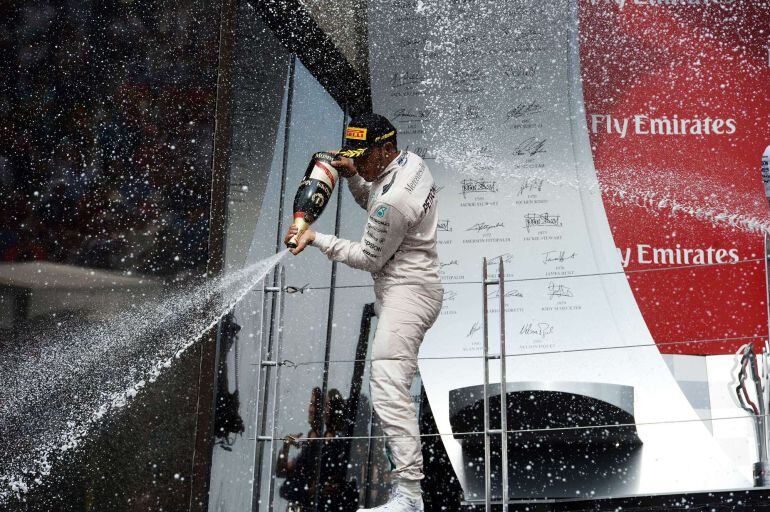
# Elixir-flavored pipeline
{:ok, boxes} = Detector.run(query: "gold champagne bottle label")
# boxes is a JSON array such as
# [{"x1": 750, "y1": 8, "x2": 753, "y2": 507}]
[{"x1": 287, "y1": 216, "x2": 310, "y2": 248}]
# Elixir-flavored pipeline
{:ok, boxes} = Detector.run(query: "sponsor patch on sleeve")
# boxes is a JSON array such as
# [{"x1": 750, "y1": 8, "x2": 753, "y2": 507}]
[{"x1": 375, "y1": 205, "x2": 389, "y2": 218}]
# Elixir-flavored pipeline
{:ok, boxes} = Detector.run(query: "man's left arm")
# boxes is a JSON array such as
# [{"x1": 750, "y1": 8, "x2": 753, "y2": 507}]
[{"x1": 313, "y1": 202, "x2": 409, "y2": 273}]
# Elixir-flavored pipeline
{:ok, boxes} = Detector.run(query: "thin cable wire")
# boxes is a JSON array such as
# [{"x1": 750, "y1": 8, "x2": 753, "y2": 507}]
[
  {"x1": 255, "y1": 258, "x2": 770, "y2": 442},
  {"x1": 261, "y1": 412, "x2": 769, "y2": 443},
  {"x1": 506, "y1": 256, "x2": 765, "y2": 283},
  {"x1": 285, "y1": 257, "x2": 765, "y2": 292},
  {"x1": 275, "y1": 334, "x2": 766, "y2": 368},
  {"x1": 265, "y1": 256, "x2": 767, "y2": 368}
]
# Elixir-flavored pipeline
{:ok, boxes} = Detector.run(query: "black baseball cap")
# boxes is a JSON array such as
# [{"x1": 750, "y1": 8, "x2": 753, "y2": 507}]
[{"x1": 338, "y1": 113, "x2": 397, "y2": 158}]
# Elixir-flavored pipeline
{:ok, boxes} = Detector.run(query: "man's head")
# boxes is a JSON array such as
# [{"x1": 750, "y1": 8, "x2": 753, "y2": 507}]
[{"x1": 338, "y1": 113, "x2": 399, "y2": 182}]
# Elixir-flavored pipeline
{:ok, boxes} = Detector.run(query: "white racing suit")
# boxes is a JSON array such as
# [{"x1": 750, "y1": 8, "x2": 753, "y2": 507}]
[{"x1": 313, "y1": 150, "x2": 443, "y2": 481}]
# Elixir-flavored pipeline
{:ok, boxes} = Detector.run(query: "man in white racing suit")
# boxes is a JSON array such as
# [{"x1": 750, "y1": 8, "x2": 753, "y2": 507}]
[{"x1": 284, "y1": 113, "x2": 442, "y2": 512}]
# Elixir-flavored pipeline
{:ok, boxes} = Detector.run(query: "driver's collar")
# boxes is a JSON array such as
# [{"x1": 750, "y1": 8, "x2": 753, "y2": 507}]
[{"x1": 374, "y1": 150, "x2": 404, "y2": 182}]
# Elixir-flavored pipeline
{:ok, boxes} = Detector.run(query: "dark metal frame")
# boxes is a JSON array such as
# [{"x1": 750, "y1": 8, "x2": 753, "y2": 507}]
[
  {"x1": 253, "y1": 0, "x2": 371, "y2": 116},
  {"x1": 189, "y1": 0, "x2": 238, "y2": 508}
]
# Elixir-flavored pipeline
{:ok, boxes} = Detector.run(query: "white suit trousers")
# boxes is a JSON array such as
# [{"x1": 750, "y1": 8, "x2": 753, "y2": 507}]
[{"x1": 371, "y1": 283, "x2": 443, "y2": 481}]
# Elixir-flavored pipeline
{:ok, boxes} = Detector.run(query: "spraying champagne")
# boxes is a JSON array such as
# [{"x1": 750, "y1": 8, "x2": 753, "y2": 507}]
[{"x1": 286, "y1": 152, "x2": 339, "y2": 249}]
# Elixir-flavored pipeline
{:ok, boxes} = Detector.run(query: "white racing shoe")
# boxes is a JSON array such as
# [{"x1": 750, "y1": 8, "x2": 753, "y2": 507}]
[{"x1": 357, "y1": 486, "x2": 424, "y2": 512}]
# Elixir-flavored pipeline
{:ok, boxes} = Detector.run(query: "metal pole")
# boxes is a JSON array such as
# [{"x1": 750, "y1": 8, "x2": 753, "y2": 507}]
[
  {"x1": 750, "y1": 351, "x2": 769, "y2": 486},
  {"x1": 274, "y1": 54, "x2": 296, "y2": 255},
  {"x1": 250, "y1": 274, "x2": 269, "y2": 510},
  {"x1": 314, "y1": 104, "x2": 349, "y2": 509},
  {"x1": 482, "y1": 257, "x2": 491, "y2": 512},
  {"x1": 751, "y1": 354, "x2": 768, "y2": 461},
  {"x1": 764, "y1": 232, "x2": 770, "y2": 461},
  {"x1": 266, "y1": 265, "x2": 287, "y2": 511},
  {"x1": 498, "y1": 259, "x2": 509, "y2": 512},
  {"x1": 254, "y1": 55, "x2": 296, "y2": 511}
]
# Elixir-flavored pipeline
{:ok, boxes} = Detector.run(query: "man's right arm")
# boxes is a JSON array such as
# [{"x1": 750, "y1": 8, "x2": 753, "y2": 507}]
[{"x1": 312, "y1": 201, "x2": 408, "y2": 273}]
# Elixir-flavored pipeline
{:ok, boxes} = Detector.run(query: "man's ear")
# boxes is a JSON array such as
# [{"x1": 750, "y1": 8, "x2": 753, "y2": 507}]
[{"x1": 383, "y1": 141, "x2": 396, "y2": 154}]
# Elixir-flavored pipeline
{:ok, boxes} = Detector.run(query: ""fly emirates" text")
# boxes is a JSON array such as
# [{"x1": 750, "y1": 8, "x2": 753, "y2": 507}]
[
  {"x1": 591, "y1": 114, "x2": 736, "y2": 138},
  {"x1": 618, "y1": 244, "x2": 739, "y2": 267}
]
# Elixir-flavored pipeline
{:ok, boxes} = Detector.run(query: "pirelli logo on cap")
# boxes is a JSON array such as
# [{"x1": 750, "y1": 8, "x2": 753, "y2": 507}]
[{"x1": 345, "y1": 126, "x2": 367, "y2": 141}]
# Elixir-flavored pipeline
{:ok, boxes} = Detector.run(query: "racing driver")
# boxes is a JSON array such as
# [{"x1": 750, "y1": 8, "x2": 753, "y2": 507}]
[{"x1": 284, "y1": 113, "x2": 443, "y2": 512}]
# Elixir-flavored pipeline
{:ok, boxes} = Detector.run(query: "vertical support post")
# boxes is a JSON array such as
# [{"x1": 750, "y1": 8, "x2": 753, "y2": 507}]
[
  {"x1": 481, "y1": 258, "x2": 491, "y2": 512},
  {"x1": 761, "y1": 231, "x2": 770, "y2": 484},
  {"x1": 764, "y1": 232, "x2": 770, "y2": 430},
  {"x1": 314, "y1": 104, "x2": 349, "y2": 509},
  {"x1": 254, "y1": 54, "x2": 295, "y2": 512},
  {"x1": 274, "y1": 54, "x2": 296, "y2": 255},
  {"x1": 251, "y1": 271, "x2": 270, "y2": 510},
  {"x1": 482, "y1": 257, "x2": 509, "y2": 510},
  {"x1": 498, "y1": 260, "x2": 508, "y2": 512},
  {"x1": 749, "y1": 348, "x2": 769, "y2": 486},
  {"x1": 266, "y1": 265, "x2": 287, "y2": 512}
]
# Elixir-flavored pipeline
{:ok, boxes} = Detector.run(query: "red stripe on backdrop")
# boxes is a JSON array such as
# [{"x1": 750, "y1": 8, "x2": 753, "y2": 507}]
[{"x1": 577, "y1": 0, "x2": 770, "y2": 355}]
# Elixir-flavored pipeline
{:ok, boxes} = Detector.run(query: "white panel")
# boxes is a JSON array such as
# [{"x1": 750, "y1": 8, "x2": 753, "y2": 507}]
[
  {"x1": 366, "y1": 0, "x2": 750, "y2": 498},
  {"x1": 707, "y1": 354, "x2": 757, "y2": 483}
]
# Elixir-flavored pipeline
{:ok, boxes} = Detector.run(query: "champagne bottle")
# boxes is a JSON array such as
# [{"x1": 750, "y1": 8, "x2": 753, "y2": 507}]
[{"x1": 287, "y1": 152, "x2": 339, "y2": 248}]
